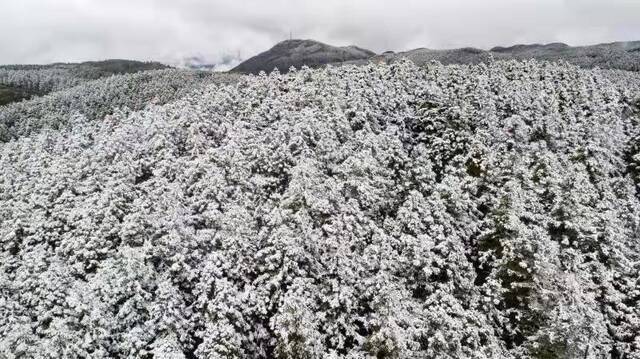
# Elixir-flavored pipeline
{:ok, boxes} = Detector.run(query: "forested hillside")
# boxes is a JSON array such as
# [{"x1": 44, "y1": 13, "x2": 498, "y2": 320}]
[
  {"x1": 1, "y1": 59, "x2": 639, "y2": 358},
  {"x1": 0, "y1": 69, "x2": 239, "y2": 142},
  {"x1": 0, "y1": 60, "x2": 169, "y2": 106}
]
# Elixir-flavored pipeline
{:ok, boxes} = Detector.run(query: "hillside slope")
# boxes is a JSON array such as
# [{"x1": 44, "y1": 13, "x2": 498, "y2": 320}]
[
  {"x1": 0, "y1": 60, "x2": 170, "y2": 106},
  {"x1": 1, "y1": 60, "x2": 640, "y2": 358}
]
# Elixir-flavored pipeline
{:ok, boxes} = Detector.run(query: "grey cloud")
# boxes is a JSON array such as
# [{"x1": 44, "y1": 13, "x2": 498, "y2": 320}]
[{"x1": 0, "y1": 0, "x2": 638, "y2": 65}]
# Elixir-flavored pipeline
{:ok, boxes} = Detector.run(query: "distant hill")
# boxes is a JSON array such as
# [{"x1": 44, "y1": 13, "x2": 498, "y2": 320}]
[
  {"x1": 69, "y1": 59, "x2": 169, "y2": 79},
  {"x1": 231, "y1": 39, "x2": 376, "y2": 74},
  {"x1": 234, "y1": 39, "x2": 640, "y2": 74},
  {"x1": 0, "y1": 59, "x2": 169, "y2": 79},
  {"x1": 387, "y1": 47, "x2": 493, "y2": 66},
  {"x1": 384, "y1": 41, "x2": 640, "y2": 71}
]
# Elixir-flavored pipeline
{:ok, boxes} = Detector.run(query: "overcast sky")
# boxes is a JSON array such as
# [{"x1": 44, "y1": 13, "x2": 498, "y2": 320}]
[{"x1": 1, "y1": 0, "x2": 639, "y2": 66}]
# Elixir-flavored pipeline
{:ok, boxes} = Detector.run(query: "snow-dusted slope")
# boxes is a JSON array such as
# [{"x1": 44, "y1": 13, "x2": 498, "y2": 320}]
[{"x1": 1, "y1": 60, "x2": 640, "y2": 358}]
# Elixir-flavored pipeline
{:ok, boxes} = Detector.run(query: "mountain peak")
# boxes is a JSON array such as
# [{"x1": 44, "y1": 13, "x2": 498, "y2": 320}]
[{"x1": 232, "y1": 39, "x2": 376, "y2": 74}]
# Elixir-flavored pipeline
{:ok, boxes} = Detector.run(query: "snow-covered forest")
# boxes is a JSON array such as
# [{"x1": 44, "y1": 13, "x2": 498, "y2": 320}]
[
  {"x1": 1, "y1": 59, "x2": 640, "y2": 358},
  {"x1": 0, "y1": 69, "x2": 238, "y2": 142},
  {"x1": 0, "y1": 61, "x2": 169, "y2": 106}
]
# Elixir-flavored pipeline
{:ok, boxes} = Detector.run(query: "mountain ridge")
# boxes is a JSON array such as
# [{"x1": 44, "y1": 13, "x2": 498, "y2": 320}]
[{"x1": 233, "y1": 39, "x2": 640, "y2": 73}]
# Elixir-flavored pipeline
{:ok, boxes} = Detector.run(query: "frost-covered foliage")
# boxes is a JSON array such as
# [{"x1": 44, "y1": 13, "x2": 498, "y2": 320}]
[
  {"x1": 1, "y1": 60, "x2": 640, "y2": 358},
  {"x1": 0, "y1": 69, "x2": 239, "y2": 142}
]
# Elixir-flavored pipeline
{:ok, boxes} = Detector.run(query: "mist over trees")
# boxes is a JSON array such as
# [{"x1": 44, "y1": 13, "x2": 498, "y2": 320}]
[{"x1": 1, "y1": 57, "x2": 639, "y2": 358}]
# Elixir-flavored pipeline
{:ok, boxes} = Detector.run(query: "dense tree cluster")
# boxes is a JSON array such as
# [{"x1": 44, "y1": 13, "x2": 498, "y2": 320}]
[{"x1": 1, "y1": 59, "x2": 640, "y2": 358}]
